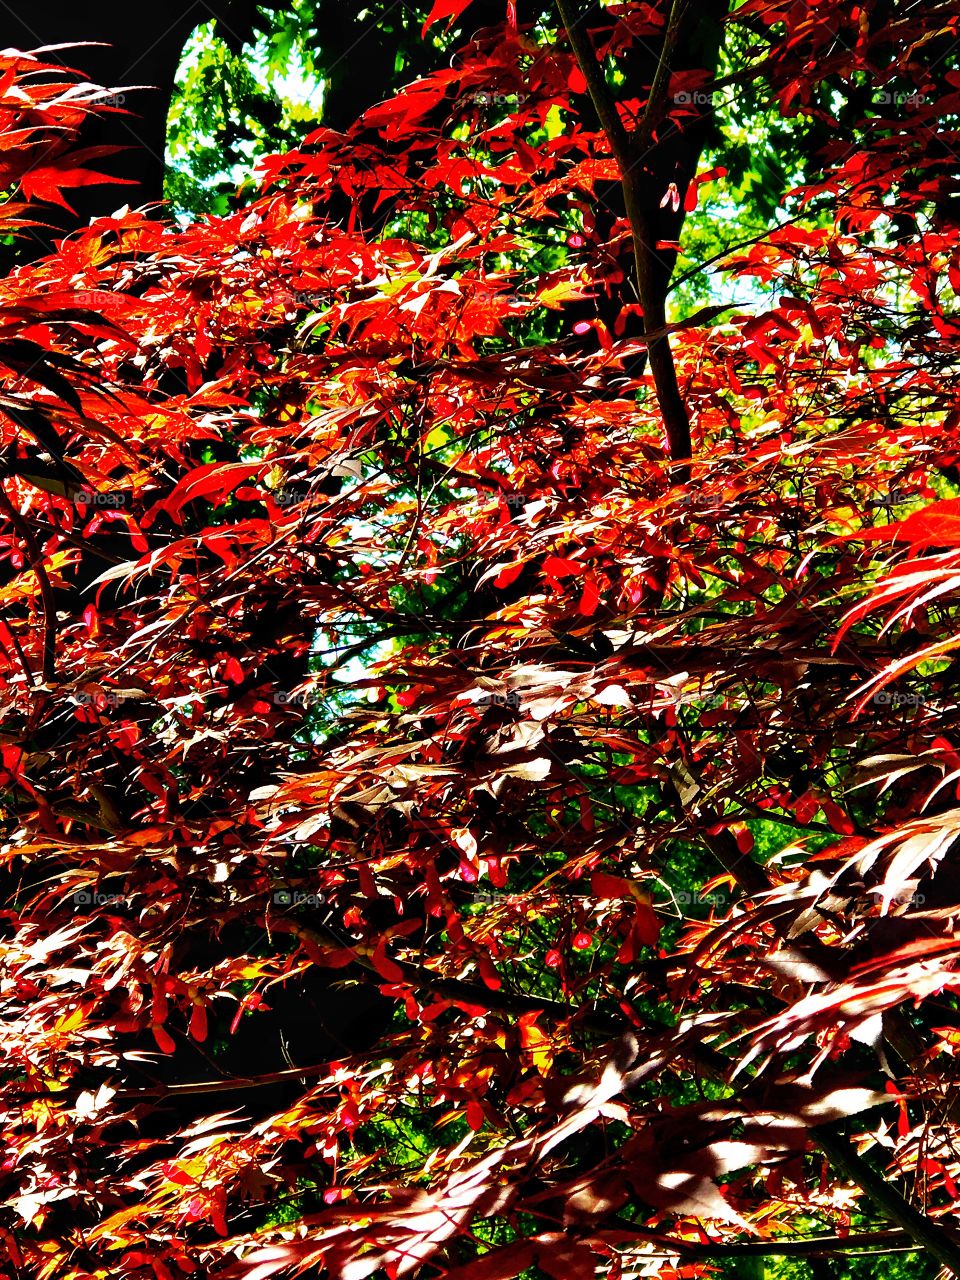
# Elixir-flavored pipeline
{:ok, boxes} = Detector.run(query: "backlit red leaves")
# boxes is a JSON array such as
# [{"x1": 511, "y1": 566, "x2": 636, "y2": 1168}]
[
  {"x1": 422, "y1": 0, "x2": 477, "y2": 36},
  {"x1": 3, "y1": 9, "x2": 960, "y2": 1280}
]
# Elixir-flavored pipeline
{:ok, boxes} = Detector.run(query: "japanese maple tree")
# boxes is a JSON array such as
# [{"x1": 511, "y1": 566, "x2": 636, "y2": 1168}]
[{"x1": 2, "y1": 4, "x2": 960, "y2": 1280}]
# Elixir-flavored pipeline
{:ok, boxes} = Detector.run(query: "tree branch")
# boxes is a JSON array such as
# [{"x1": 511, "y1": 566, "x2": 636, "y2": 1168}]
[
  {"x1": 0, "y1": 603, "x2": 36, "y2": 686},
  {"x1": 612, "y1": 1223, "x2": 914, "y2": 1257},
  {"x1": 555, "y1": 0, "x2": 695, "y2": 474},
  {"x1": 663, "y1": 760, "x2": 960, "y2": 1274},
  {"x1": 813, "y1": 1124, "x2": 960, "y2": 1276},
  {"x1": 279, "y1": 917, "x2": 624, "y2": 1033},
  {"x1": 634, "y1": 0, "x2": 691, "y2": 157}
]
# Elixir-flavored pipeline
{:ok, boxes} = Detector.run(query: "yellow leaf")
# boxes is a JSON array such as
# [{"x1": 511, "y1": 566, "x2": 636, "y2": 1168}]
[
  {"x1": 537, "y1": 278, "x2": 594, "y2": 309},
  {"x1": 520, "y1": 1018, "x2": 553, "y2": 1073}
]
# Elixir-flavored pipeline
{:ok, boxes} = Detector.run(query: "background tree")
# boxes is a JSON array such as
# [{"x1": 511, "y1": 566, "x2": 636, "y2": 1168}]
[
  {"x1": 0, "y1": 2, "x2": 550, "y2": 233},
  {"x1": 0, "y1": 1, "x2": 243, "y2": 232}
]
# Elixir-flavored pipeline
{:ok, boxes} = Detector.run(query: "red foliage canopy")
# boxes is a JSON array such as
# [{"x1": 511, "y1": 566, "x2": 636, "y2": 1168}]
[{"x1": 1, "y1": 5, "x2": 960, "y2": 1278}]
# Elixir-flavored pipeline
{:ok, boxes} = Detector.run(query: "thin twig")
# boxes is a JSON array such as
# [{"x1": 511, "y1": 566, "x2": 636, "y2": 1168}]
[
  {"x1": 634, "y1": 0, "x2": 691, "y2": 156},
  {"x1": 0, "y1": 487, "x2": 57, "y2": 682},
  {"x1": 276, "y1": 916, "x2": 623, "y2": 1034},
  {"x1": 0, "y1": 603, "x2": 36, "y2": 686}
]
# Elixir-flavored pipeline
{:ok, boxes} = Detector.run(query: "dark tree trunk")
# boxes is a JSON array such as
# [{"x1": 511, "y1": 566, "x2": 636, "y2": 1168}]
[
  {"x1": 316, "y1": 0, "x2": 528, "y2": 132},
  {"x1": 1, "y1": 1, "x2": 547, "y2": 241},
  {"x1": 1, "y1": 3, "x2": 217, "y2": 239},
  {"x1": 0, "y1": 0, "x2": 295, "y2": 250}
]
